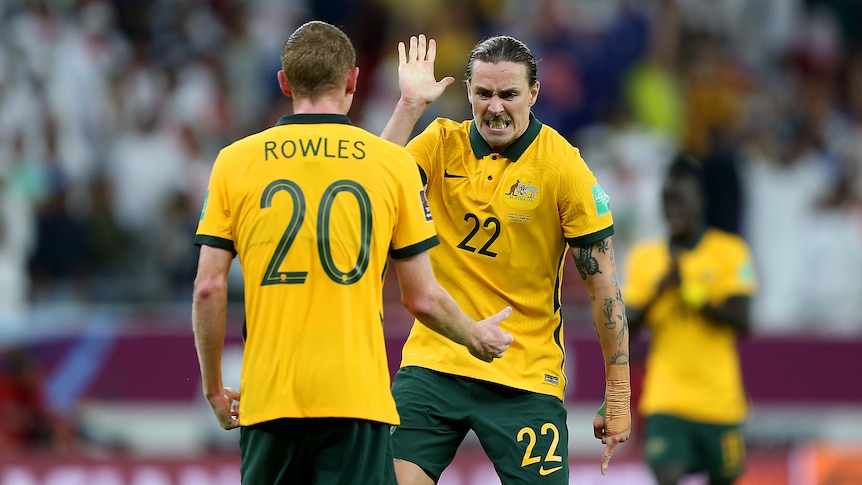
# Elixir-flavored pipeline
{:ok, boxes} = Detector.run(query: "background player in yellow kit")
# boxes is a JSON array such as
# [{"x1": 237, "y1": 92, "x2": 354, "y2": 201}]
[
  {"x1": 381, "y1": 34, "x2": 631, "y2": 483},
  {"x1": 191, "y1": 21, "x2": 513, "y2": 485},
  {"x1": 624, "y1": 155, "x2": 756, "y2": 485}
]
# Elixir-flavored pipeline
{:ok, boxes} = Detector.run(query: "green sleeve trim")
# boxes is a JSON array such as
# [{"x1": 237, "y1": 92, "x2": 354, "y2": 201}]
[
  {"x1": 596, "y1": 399, "x2": 606, "y2": 418},
  {"x1": 567, "y1": 225, "x2": 614, "y2": 247},
  {"x1": 194, "y1": 234, "x2": 236, "y2": 255},
  {"x1": 391, "y1": 236, "x2": 439, "y2": 260}
]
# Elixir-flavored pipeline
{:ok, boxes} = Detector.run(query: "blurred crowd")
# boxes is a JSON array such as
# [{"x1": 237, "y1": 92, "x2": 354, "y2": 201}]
[{"x1": 0, "y1": 0, "x2": 860, "y2": 335}]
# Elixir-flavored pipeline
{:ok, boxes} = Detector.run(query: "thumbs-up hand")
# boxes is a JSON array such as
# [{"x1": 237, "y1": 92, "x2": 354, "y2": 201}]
[{"x1": 468, "y1": 306, "x2": 514, "y2": 362}]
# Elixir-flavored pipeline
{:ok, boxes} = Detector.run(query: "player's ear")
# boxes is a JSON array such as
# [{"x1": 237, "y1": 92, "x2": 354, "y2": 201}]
[
  {"x1": 529, "y1": 81, "x2": 539, "y2": 107},
  {"x1": 277, "y1": 70, "x2": 293, "y2": 98},
  {"x1": 346, "y1": 67, "x2": 360, "y2": 95},
  {"x1": 465, "y1": 80, "x2": 472, "y2": 103}
]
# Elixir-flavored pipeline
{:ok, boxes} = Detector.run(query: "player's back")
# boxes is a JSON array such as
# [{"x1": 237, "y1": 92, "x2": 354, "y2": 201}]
[{"x1": 198, "y1": 114, "x2": 435, "y2": 426}]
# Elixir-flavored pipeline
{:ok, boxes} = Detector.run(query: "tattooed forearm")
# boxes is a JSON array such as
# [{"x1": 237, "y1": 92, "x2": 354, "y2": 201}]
[{"x1": 573, "y1": 244, "x2": 602, "y2": 280}]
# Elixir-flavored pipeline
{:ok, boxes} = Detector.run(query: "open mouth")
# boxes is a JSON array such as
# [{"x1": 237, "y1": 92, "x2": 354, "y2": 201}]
[{"x1": 486, "y1": 118, "x2": 511, "y2": 130}]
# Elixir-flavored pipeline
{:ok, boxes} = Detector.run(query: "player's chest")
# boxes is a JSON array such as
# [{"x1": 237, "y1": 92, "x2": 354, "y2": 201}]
[{"x1": 434, "y1": 157, "x2": 550, "y2": 214}]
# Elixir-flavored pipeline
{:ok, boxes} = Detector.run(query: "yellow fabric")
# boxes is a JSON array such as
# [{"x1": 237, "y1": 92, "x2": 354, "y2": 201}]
[
  {"x1": 196, "y1": 115, "x2": 437, "y2": 426},
  {"x1": 400, "y1": 117, "x2": 614, "y2": 400},
  {"x1": 624, "y1": 228, "x2": 756, "y2": 423}
]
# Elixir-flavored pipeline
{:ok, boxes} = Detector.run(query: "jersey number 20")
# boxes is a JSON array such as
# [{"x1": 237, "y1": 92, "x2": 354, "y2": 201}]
[{"x1": 260, "y1": 179, "x2": 371, "y2": 286}]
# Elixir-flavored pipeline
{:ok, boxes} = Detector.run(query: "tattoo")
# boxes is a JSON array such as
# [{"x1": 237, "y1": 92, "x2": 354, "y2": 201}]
[
  {"x1": 610, "y1": 350, "x2": 629, "y2": 365},
  {"x1": 611, "y1": 273, "x2": 628, "y2": 345},
  {"x1": 602, "y1": 298, "x2": 616, "y2": 329},
  {"x1": 596, "y1": 239, "x2": 609, "y2": 254},
  {"x1": 573, "y1": 244, "x2": 602, "y2": 280}
]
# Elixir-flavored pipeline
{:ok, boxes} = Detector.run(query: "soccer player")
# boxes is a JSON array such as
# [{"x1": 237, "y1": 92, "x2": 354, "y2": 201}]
[
  {"x1": 623, "y1": 156, "x2": 756, "y2": 485},
  {"x1": 191, "y1": 21, "x2": 514, "y2": 485},
  {"x1": 381, "y1": 34, "x2": 631, "y2": 483}
]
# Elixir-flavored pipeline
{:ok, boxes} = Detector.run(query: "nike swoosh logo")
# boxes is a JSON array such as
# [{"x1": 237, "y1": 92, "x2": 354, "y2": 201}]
[
  {"x1": 539, "y1": 466, "x2": 562, "y2": 476},
  {"x1": 444, "y1": 169, "x2": 467, "y2": 179}
]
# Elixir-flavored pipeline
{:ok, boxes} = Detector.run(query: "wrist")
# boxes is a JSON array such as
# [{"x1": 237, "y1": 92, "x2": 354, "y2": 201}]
[
  {"x1": 397, "y1": 96, "x2": 430, "y2": 112},
  {"x1": 604, "y1": 363, "x2": 631, "y2": 436}
]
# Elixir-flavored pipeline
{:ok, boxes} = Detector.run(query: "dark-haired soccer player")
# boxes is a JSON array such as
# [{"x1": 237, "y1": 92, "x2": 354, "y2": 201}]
[{"x1": 382, "y1": 34, "x2": 631, "y2": 484}]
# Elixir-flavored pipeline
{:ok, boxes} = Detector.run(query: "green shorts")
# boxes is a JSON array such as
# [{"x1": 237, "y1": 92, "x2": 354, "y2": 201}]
[
  {"x1": 391, "y1": 366, "x2": 569, "y2": 484},
  {"x1": 644, "y1": 414, "x2": 745, "y2": 482},
  {"x1": 239, "y1": 417, "x2": 397, "y2": 485}
]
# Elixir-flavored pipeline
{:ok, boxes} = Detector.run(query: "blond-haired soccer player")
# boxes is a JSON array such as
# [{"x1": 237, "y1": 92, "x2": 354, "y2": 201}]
[
  {"x1": 381, "y1": 35, "x2": 631, "y2": 484},
  {"x1": 624, "y1": 156, "x2": 755, "y2": 485},
  {"x1": 192, "y1": 21, "x2": 513, "y2": 485}
]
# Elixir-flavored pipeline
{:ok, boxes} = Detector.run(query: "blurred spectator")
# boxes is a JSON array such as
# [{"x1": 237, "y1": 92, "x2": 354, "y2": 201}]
[
  {"x1": 0, "y1": 347, "x2": 77, "y2": 453},
  {"x1": 0, "y1": 131, "x2": 41, "y2": 322},
  {"x1": 82, "y1": 174, "x2": 130, "y2": 279},
  {"x1": 27, "y1": 121, "x2": 89, "y2": 302}
]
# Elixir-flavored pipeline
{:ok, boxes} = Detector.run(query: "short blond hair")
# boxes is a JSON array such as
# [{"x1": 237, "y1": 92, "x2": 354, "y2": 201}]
[{"x1": 280, "y1": 21, "x2": 356, "y2": 100}]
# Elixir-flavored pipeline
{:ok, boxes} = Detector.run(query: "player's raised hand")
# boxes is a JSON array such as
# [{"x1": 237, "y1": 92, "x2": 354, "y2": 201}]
[
  {"x1": 468, "y1": 306, "x2": 514, "y2": 362},
  {"x1": 207, "y1": 386, "x2": 241, "y2": 430},
  {"x1": 397, "y1": 34, "x2": 456, "y2": 107}
]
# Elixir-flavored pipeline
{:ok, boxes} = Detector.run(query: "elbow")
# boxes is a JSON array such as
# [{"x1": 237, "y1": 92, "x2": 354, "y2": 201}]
[
  {"x1": 193, "y1": 275, "x2": 227, "y2": 302},
  {"x1": 402, "y1": 292, "x2": 436, "y2": 320}
]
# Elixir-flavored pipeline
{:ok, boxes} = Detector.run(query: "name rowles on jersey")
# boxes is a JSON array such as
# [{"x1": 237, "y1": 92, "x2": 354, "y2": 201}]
[{"x1": 264, "y1": 137, "x2": 366, "y2": 160}]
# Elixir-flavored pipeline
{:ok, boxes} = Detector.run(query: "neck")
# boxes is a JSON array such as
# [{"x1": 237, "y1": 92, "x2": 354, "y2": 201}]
[{"x1": 292, "y1": 96, "x2": 350, "y2": 116}]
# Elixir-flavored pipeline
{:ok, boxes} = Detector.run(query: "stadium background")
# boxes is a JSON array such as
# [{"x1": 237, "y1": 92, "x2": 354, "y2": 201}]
[{"x1": 1, "y1": 0, "x2": 861, "y2": 483}]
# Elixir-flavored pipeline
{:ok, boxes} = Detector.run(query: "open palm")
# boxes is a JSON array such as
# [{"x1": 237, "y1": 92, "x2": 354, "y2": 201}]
[{"x1": 397, "y1": 34, "x2": 456, "y2": 106}]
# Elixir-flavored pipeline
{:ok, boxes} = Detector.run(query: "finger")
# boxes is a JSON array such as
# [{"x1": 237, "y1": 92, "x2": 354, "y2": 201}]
[
  {"x1": 224, "y1": 387, "x2": 240, "y2": 401},
  {"x1": 601, "y1": 450, "x2": 611, "y2": 475},
  {"x1": 418, "y1": 34, "x2": 427, "y2": 60},
  {"x1": 224, "y1": 416, "x2": 240, "y2": 430},
  {"x1": 600, "y1": 436, "x2": 620, "y2": 475},
  {"x1": 427, "y1": 38, "x2": 438, "y2": 63},
  {"x1": 503, "y1": 330, "x2": 513, "y2": 344},
  {"x1": 397, "y1": 41, "x2": 406, "y2": 65},
  {"x1": 493, "y1": 306, "x2": 513, "y2": 324},
  {"x1": 408, "y1": 36, "x2": 417, "y2": 62},
  {"x1": 438, "y1": 76, "x2": 456, "y2": 89}
]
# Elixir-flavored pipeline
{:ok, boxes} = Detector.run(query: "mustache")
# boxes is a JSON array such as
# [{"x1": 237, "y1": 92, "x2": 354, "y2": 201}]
[{"x1": 484, "y1": 115, "x2": 512, "y2": 124}]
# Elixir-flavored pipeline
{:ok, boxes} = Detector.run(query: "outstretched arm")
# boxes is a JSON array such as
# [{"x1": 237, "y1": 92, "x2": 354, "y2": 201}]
[
  {"x1": 381, "y1": 34, "x2": 455, "y2": 146},
  {"x1": 394, "y1": 251, "x2": 513, "y2": 362},
  {"x1": 572, "y1": 237, "x2": 631, "y2": 475}
]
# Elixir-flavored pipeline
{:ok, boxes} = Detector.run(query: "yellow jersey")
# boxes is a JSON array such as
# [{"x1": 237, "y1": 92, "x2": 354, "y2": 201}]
[
  {"x1": 400, "y1": 114, "x2": 614, "y2": 400},
  {"x1": 624, "y1": 228, "x2": 757, "y2": 423},
  {"x1": 195, "y1": 114, "x2": 438, "y2": 426}
]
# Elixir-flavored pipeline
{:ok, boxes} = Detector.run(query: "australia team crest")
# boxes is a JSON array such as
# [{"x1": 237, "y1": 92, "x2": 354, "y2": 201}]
[{"x1": 502, "y1": 178, "x2": 540, "y2": 210}]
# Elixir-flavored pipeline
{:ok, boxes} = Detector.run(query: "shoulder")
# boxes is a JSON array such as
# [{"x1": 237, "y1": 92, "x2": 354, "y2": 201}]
[
  {"x1": 532, "y1": 125, "x2": 590, "y2": 173},
  {"x1": 216, "y1": 127, "x2": 277, "y2": 161},
  {"x1": 416, "y1": 117, "x2": 470, "y2": 139},
  {"x1": 703, "y1": 228, "x2": 751, "y2": 254}
]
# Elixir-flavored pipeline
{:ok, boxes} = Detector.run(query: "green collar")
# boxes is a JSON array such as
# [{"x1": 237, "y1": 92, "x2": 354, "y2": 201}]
[
  {"x1": 276, "y1": 113, "x2": 353, "y2": 126},
  {"x1": 469, "y1": 112, "x2": 542, "y2": 161}
]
